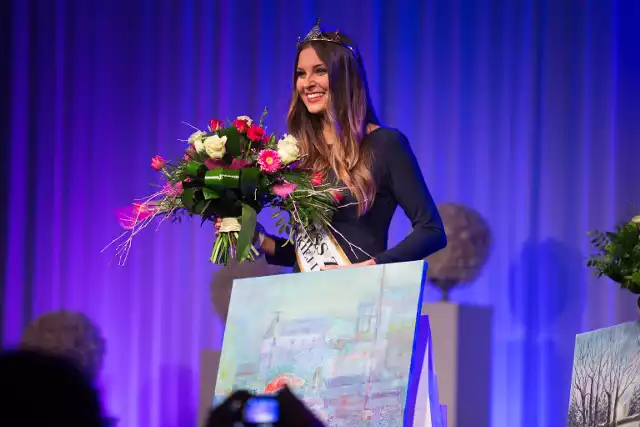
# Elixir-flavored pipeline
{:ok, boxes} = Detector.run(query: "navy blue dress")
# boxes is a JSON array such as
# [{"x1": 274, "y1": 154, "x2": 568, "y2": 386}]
[{"x1": 265, "y1": 127, "x2": 447, "y2": 270}]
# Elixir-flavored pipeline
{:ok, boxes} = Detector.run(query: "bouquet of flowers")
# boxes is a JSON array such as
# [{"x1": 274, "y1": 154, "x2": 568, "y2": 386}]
[
  {"x1": 105, "y1": 109, "x2": 341, "y2": 266},
  {"x1": 587, "y1": 214, "x2": 640, "y2": 308}
]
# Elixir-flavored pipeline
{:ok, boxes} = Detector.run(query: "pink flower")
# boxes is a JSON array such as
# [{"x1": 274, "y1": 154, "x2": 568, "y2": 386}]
[
  {"x1": 257, "y1": 149, "x2": 281, "y2": 173},
  {"x1": 205, "y1": 158, "x2": 226, "y2": 170},
  {"x1": 163, "y1": 182, "x2": 184, "y2": 197},
  {"x1": 229, "y1": 159, "x2": 250, "y2": 169},
  {"x1": 115, "y1": 203, "x2": 157, "y2": 229},
  {"x1": 205, "y1": 158, "x2": 251, "y2": 170},
  {"x1": 184, "y1": 145, "x2": 196, "y2": 160},
  {"x1": 151, "y1": 155, "x2": 165, "y2": 170},
  {"x1": 272, "y1": 182, "x2": 297, "y2": 197},
  {"x1": 310, "y1": 173, "x2": 323, "y2": 186}
]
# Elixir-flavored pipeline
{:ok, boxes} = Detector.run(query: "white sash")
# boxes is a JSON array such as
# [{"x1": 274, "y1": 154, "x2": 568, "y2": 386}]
[{"x1": 294, "y1": 223, "x2": 351, "y2": 272}]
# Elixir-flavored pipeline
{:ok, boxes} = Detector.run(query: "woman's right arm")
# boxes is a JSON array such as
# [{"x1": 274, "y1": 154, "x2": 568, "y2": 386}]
[{"x1": 260, "y1": 234, "x2": 296, "y2": 267}]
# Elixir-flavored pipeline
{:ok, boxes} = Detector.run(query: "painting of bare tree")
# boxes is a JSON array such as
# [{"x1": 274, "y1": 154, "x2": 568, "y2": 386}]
[{"x1": 567, "y1": 321, "x2": 640, "y2": 427}]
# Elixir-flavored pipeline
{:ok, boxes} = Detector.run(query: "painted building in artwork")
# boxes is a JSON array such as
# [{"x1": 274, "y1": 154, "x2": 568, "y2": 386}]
[
  {"x1": 257, "y1": 299, "x2": 410, "y2": 417},
  {"x1": 259, "y1": 314, "x2": 335, "y2": 381},
  {"x1": 258, "y1": 301, "x2": 394, "y2": 378}
]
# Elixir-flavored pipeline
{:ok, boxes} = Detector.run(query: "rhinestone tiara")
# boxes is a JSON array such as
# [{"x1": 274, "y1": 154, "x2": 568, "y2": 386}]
[{"x1": 297, "y1": 19, "x2": 358, "y2": 58}]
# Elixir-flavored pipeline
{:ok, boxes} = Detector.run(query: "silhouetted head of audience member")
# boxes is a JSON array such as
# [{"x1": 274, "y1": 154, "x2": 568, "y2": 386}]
[
  {"x1": 0, "y1": 349, "x2": 104, "y2": 427},
  {"x1": 20, "y1": 310, "x2": 106, "y2": 383},
  {"x1": 204, "y1": 386, "x2": 325, "y2": 427}
]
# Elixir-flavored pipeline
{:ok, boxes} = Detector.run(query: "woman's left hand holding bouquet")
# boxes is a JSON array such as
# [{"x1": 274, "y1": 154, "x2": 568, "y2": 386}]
[{"x1": 213, "y1": 217, "x2": 278, "y2": 259}]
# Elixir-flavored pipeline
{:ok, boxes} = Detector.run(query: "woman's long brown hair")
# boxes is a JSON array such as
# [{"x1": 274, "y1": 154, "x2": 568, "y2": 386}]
[{"x1": 287, "y1": 32, "x2": 379, "y2": 216}]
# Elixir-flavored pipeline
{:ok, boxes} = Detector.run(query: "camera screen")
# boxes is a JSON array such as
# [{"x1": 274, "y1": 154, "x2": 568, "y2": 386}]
[{"x1": 243, "y1": 397, "x2": 279, "y2": 423}]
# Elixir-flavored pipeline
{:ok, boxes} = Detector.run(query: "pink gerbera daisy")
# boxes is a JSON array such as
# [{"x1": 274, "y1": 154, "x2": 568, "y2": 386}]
[{"x1": 257, "y1": 149, "x2": 281, "y2": 173}]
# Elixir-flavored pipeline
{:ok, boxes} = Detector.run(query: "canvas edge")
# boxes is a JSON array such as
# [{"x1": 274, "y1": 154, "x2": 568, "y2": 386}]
[
  {"x1": 404, "y1": 260, "x2": 432, "y2": 427},
  {"x1": 211, "y1": 278, "x2": 243, "y2": 406}
]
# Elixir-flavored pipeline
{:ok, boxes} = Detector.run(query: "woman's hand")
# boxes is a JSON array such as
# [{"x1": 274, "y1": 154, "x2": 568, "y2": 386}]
[
  {"x1": 320, "y1": 259, "x2": 376, "y2": 271},
  {"x1": 214, "y1": 218, "x2": 274, "y2": 255},
  {"x1": 214, "y1": 217, "x2": 260, "y2": 241},
  {"x1": 214, "y1": 217, "x2": 222, "y2": 236}
]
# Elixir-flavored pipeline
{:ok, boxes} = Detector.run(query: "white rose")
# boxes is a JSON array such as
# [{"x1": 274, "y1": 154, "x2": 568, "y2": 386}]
[
  {"x1": 631, "y1": 215, "x2": 640, "y2": 224},
  {"x1": 276, "y1": 134, "x2": 300, "y2": 165},
  {"x1": 194, "y1": 139, "x2": 205, "y2": 153},
  {"x1": 204, "y1": 134, "x2": 227, "y2": 159},
  {"x1": 188, "y1": 130, "x2": 206, "y2": 144},
  {"x1": 236, "y1": 115, "x2": 253, "y2": 126}
]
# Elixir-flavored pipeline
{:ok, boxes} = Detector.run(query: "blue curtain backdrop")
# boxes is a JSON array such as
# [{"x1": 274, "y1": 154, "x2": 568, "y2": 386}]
[{"x1": 2, "y1": 0, "x2": 640, "y2": 426}]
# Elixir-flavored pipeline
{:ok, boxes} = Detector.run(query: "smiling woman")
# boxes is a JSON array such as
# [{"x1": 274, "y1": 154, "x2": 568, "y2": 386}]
[
  {"x1": 295, "y1": 48, "x2": 329, "y2": 114},
  {"x1": 215, "y1": 20, "x2": 447, "y2": 273}
]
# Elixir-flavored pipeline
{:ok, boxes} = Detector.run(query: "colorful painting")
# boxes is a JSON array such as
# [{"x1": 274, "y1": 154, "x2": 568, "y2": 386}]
[
  {"x1": 213, "y1": 260, "x2": 433, "y2": 427},
  {"x1": 567, "y1": 321, "x2": 640, "y2": 427}
]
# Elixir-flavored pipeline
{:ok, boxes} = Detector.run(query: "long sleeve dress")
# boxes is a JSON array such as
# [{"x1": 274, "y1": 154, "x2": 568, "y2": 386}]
[{"x1": 265, "y1": 127, "x2": 447, "y2": 271}]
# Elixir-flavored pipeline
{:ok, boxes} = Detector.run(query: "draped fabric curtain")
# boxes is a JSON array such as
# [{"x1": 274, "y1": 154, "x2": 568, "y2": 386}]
[{"x1": 2, "y1": 1, "x2": 639, "y2": 426}]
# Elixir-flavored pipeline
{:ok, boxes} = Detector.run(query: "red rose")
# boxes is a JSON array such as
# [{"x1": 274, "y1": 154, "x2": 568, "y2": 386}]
[
  {"x1": 331, "y1": 190, "x2": 344, "y2": 204},
  {"x1": 311, "y1": 173, "x2": 323, "y2": 186},
  {"x1": 209, "y1": 119, "x2": 223, "y2": 131},
  {"x1": 247, "y1": 124, "x2": 266, "y2": 142},
  {"x1": 261, "y1": 133, "x2": 273, "y2": 145},
  {"x1": 151, "y1": 155, "x2": 165, "y2": 170},
  {"x1": 233, "y1": 119, "x2": 249, "y2": 133}
]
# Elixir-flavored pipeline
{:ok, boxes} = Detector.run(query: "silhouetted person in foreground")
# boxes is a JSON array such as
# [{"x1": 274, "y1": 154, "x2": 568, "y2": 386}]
[
  {"x1": 204, "y1": 386, "x2": 325, "y2": 427},
  {"x1": 0, "y1": 349, "x2": 104, "y2": 427}
]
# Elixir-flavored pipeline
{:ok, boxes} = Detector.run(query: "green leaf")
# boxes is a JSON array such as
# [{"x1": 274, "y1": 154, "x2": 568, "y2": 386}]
[
  {"x1": 181, "y1": 187, "x2": 197, "y2": 211},
  {"x1": 631, "y1": 271, "x2": 640, "y2": 285},
  {"x1": 219, "y1": 126, "x2": 242, "y2": 157},
  {"x1": 259, "y1": 106, "x2": 268, "y2": 128},
  {"x1": 240, "y1": 167, "x2": 260, "y2": 196},
  {"x1": 204, "y1": 168, "x2": 240, "y2": 191},
  {"x1": 271, "y1": 211, "x2": 281, "y2": 219},
  {"x1": 235, "y1": 203, "x2": 257, "y2": 261},
  {"x1": 203, "y1": 188, "x2": 220, "y2": 200},
  {"x1": 184, "y1": 161, "x2": 206, "y2": 178}
]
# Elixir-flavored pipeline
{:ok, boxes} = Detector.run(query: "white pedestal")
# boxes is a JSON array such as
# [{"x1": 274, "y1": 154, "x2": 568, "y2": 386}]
[{"x1": 421, "y1": 303, "x2": 492, "y2": 427}]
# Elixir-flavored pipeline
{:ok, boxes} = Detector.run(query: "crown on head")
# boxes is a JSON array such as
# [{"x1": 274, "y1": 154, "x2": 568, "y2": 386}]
[{"x1": 297, "y1": 19, "x2": 358, "y2": 58}]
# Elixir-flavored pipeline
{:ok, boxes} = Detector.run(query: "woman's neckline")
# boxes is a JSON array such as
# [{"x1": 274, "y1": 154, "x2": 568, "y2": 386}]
[
  {"x1": 366, "y1": 124, "x2": 382, "y2": 136},
  {"x1": 324, "y1": 124, "x2": 383, "y2": 145},
  {"x1": 365, "y1": 125, "x2": 382, "y2": 138}
]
